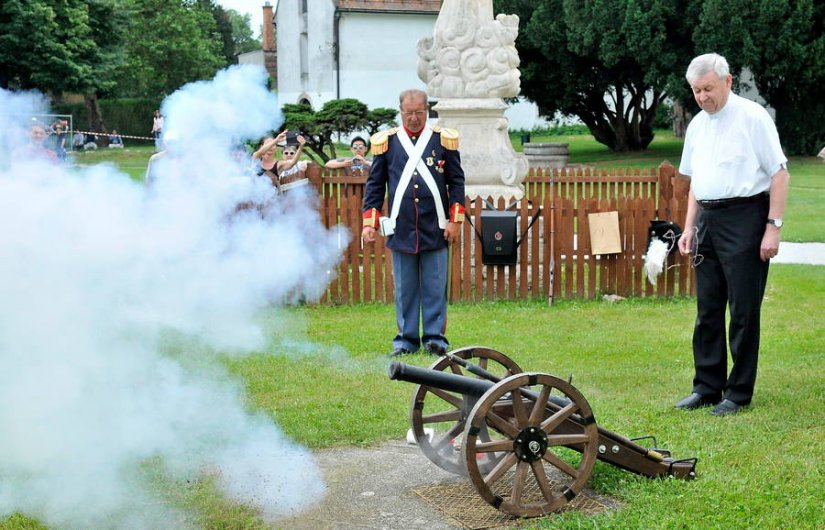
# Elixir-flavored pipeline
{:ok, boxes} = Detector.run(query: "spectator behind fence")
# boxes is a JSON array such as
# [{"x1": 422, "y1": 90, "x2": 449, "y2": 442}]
[
  {"x1": 252, "y1": 130, "x2": 309, "y2": 193},
  {"x1": 108, "y1": 129, "x2": 124, "y2": 148},
  {"x1": 151, "y1": 110, "x2": 163, "y2": 150},
  {"x1": 325, "y1": 136, "x2": 372, "y2": 173}
]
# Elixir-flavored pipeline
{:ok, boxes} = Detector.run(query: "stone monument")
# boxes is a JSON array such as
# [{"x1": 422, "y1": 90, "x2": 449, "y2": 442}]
[{"x1": 417, "y1": 0, "x2": 528, "y2": 199}]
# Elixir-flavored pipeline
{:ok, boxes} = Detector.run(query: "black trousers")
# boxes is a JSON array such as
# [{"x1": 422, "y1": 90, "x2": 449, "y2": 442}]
[{"x1": 692, "y1": 195, "x2": 770, "y2": 405}]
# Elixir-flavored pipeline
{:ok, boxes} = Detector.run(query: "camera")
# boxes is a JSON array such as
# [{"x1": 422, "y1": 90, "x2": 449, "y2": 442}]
[{"x1": 285, "y1": 130, "x2": 302, "y2": 146}]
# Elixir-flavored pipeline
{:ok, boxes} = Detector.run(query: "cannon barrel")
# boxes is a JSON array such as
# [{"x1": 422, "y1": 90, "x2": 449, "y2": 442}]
[{"x1": 388, "y1": 361, "x2": 494, "y2": 398}]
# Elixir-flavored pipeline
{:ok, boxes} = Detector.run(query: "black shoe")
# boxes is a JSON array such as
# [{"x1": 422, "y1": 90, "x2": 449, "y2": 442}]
[
  {"x1": 711, "y1": 399, "x2": 745, "y2": 417},
  {"x1": 674, "y1": 392, "x2": 721, "y2": 410},
  {"x1": 388, "y1": 348, "x2": 414, "y2": 358},
  {"x1": 424, "y1": 342, "x2": 446, "y2": 356}
]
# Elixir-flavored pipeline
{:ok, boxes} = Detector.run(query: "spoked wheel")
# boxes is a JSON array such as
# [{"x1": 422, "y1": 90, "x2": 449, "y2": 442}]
[
  {"x1": 462, "y1": 372, "x2": 598, "y2": 517},
  {"x1": 410, "y1": 346, "x2": 523, "y2": 475}
]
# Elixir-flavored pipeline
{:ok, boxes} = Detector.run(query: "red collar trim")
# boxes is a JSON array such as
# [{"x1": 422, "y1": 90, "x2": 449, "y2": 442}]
[{"x1": 404, "y1": 126, "x2": 425, "y2": 139}]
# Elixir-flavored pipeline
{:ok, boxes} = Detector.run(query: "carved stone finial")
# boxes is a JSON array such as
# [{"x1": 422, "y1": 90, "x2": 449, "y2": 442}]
[{"x1": 417, "y1": 0, "x2": 521, "y2": 99}]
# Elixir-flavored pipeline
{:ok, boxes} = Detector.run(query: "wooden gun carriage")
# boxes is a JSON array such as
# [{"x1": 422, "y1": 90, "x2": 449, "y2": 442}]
[{"x1": 388, "y1": 346, "x2": 697, "y2": 517}]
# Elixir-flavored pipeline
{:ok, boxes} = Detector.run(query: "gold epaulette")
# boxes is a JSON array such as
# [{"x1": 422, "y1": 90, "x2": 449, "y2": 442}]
[
  {"x1": 439, "y1": 127, "x2": 459, "y2": 150},
  {"x1": 431, "y1": 124, "x2": 442, "y2": 133},
  {"x1": 370, "y1": 128, "x2": 398, "y2": 156}
]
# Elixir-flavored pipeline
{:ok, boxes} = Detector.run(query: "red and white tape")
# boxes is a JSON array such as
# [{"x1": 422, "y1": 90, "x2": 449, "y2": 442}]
[{"x1": 71, "y1": 130, "x2": 156, "y2": 141}]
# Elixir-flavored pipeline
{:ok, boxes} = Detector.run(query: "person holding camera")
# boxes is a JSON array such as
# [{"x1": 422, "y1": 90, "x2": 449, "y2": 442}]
[
  {"x1": 325, "y1": 136, "x2": 372, "y2": 173},
  {"x1": 252, "y1": 130, "x2": 308, "y2": 193},
  {"x1": 361, "y1": 89, "x2": 465, "y2": 358}
]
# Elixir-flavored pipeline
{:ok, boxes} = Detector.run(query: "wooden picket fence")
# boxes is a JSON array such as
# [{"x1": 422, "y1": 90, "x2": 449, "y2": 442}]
[{"x1": 308, "y1": 162, "x2": 694, "y2": 305}]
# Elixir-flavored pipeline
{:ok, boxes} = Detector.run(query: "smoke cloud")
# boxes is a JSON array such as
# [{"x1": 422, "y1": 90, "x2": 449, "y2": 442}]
[{"x1": 0, "y1": 66, "x2": 346, "y2": 528}]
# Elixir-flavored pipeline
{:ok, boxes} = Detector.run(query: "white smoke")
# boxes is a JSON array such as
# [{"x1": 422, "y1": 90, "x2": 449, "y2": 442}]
[{"x1": 0, "y1": 66, "x2": 346, "y2": 528}]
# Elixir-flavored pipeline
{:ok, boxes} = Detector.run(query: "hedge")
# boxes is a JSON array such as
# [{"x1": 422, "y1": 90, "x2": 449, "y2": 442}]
[{"x1": 52, "y1": 98, "x2": 161, "y2": 143}]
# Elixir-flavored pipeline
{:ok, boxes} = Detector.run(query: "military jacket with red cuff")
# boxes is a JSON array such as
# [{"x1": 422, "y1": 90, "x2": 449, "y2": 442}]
[{"x1": 362, "y1": 126, "x2": 466, "y2": 253}]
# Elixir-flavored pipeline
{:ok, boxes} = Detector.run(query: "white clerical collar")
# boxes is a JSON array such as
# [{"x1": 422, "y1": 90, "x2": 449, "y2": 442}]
[{"x1": 708, "y1": 93, "x2": 736, "y2": 120}]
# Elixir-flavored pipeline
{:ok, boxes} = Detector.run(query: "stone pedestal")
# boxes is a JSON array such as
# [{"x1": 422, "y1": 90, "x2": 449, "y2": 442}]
[
  {"x1": 434, "y1": 98, "x2": 528, "y2": 199},
  {"x1": 523, "y1": 142, "x2": 569, "y2": 170}
]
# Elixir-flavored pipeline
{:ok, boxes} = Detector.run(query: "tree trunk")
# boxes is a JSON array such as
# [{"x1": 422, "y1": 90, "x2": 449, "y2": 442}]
[
  {"x1": 576, "y1": 91, "x2": 659, "y2": 153},
  {"x1": 672, "y1": 101, "x2": 689, "y2": 138},
  {"x1": 84, "y1": 93, "x2": 106, "y2": 146}
]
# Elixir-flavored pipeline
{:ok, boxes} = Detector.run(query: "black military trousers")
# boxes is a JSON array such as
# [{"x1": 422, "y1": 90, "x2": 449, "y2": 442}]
[{"x1": 692, "y1": 195, "x2": 770, "y2": 405}]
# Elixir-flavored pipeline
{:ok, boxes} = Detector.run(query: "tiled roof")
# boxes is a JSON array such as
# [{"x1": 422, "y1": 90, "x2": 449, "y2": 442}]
[{"x1": 335, "y1": 0, "x2": 441, "y2": 13}]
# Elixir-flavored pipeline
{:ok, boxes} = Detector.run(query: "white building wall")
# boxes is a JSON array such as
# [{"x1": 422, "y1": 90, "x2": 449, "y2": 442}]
[
  {"x1": 237, "y1": 50, "x2": 264, "y2": 67},
  {"x1": 305, "y1": 2, "x2": 336, "y2": 103},
  {"x1": 276, "y1": 0, "x2": 337, "y2": 108},
  {"x1": 276, "y1": 2, "x2": 547, "y2": 131},
  {"x1": 337, "y1": 12, "x2": 431, "y2": 110}
]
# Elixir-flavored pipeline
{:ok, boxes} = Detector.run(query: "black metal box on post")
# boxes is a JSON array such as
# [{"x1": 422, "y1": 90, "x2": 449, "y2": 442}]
[{"x1": 480, "y1": 210, "x2": 518, "y2": 265}]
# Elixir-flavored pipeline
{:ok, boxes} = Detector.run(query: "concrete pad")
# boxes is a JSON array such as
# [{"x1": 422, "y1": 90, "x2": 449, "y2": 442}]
[
  {"x1": 772, "y1": 242, "x2": 825, "y2": 265},
  {"x1": 269, "y1": 440, "x2": 465, "y2": 530}
]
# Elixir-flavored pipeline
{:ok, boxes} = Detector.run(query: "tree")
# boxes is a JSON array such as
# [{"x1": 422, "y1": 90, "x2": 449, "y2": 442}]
[
  {"x1": 366, "y1": 108, "x2": 398, "y2": 136},
  {"x1": 112, "y1": 0, "x2": 226, "y2": 98},
  {"x1": 226, "y1": 9, "x2": 260, "y2": 56},
  {"x1": 193, "y1": 1, "x2": 258, "y2": 64},
  {"x1": 0, "y1": 0, "x2": 65, "y2": 90},
  {"x1": 0, "y1": 0, "x2": 125, "y2": 132},
  {"x1": 281, "y1": 99, "x2": 396, "y2": 163},
  {"x1": 495, "y1": 0, "x2": 698, "y2": 152},
  {"x1": 692, "y1": 0, "x2": 824, "y2": 155}
]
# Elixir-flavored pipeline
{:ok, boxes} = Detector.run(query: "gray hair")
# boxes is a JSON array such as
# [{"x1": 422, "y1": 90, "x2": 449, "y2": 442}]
[
  {"x1": 398, "y1": 89, "x2": 428, "y2": 108},
  {"x1": 686, "y1": 53, "x2": 730, "y2": 84}
]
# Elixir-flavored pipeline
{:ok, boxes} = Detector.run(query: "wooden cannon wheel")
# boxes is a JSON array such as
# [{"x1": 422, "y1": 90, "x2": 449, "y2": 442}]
[
  {"x1": 410, "y1": 346, "x2": 523, "y2": 475},
  {"x1": 462, "y1": 372, "x2": 599, "y2": 517}
]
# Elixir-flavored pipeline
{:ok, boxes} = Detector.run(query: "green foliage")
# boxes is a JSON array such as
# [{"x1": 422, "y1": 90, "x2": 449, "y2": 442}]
[
  {"x1": 225, "y1": 9, "x2": 260, "y2": 56},
  {"x1": 111, "y1": 0, "x2": 227, "y2": 98},
  {"x1": 0, "y1": 0, "x2": 124, "y2": 93},
  {"x1": 499, "y1": 0, "x2": 823, "y2": 156},
  {"x1": 692, "y1": 0, "x2": 825, "y2": 155},
  {"x1": 652, "y1": 100, "x2": 674, "y2": 129},
  {"x1": 282, "y1": 99, "x2": 396, "y2": 163},
  {"x1": 199, "y1": 0, "x2": 237, "y2": 66},
  {"x1": 510, "y1": 123, "x2": 592, "y2": 138},
  {"x1": 190, "y1": 1, "x2": 259, "y2": 64},
  {"x1": 495, "y1": 0, "x2": 696, "y2": 152},
  {"x1": 365, "y1": 108, "x2": 398, "y2": 136}
]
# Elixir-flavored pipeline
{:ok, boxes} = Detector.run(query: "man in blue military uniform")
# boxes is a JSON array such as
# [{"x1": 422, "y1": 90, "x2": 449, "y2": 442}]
[{"x1": 362, "y1": 89, "x2": 466, "y2": 357}]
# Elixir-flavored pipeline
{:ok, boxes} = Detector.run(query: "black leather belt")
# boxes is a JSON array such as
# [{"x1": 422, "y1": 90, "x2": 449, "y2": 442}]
[{"x1": 698, "y1": 192, "x2": 769, "y2": 210}]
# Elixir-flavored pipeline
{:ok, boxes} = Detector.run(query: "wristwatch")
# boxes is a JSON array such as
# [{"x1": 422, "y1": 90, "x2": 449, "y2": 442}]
[{"x1": 767, "y1": 218, "x2": 784, "y2": 228}]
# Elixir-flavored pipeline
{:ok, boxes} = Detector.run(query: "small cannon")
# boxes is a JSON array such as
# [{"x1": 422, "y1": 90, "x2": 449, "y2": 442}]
[{"x1": 388, "y1": 346, "x2": 697, "y2": 517}]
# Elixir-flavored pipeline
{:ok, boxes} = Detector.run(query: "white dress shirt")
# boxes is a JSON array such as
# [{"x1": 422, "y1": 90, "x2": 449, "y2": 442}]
[{"x1": 679, "y1": 93, "x2": 787, "y2": 201}]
